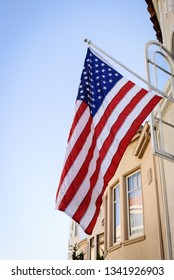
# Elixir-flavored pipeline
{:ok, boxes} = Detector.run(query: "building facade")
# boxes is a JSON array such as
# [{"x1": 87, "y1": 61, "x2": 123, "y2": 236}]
[
  {"x1": 69, "y1": 124, "x2": 166, "y2": 259},
  {"x1": 145, "y1": 0, "x2": 174, "y2": 259},
  {"x1": 104, "y1": 123, "x2": 164, "y2": 259}
]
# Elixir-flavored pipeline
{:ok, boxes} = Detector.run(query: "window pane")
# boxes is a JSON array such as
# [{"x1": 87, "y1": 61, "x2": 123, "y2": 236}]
[
  {"x1": 113, "y1": 185, "x2": 121, "y2": 243},
  {"x1": 115, "y1": 187, "x2": 120, "y2": 200},
  {"x1": 137, "y1": 171, "x2": 141, "y2": 187},
  {"x1": 98, "y1": 243, "x2": 104, "y2": 256},
  {"x1": 127, "y1": 172, "x2": 144, "y2": 237},
  {"x1": 114, "y1": 199, "x2": 121, "y2": 242},
  {"x1": 97, "y1": 233, "x2": 104, "y2": 243},
  {"x1": 90, "y1": 238, "x2": 95, "y2": 260},
  {"x1": 132, "y1": 173, "x2": 137, "y2": 188},
  {"x1": 115, "y1": 200, "x2": 120, "y2": 227},
  {"x1": 128, "y1": 176, "x2": 133, "y2": 191},
  {"x1": 97, "y1": 233, "x2": 104, "y2": 258}
]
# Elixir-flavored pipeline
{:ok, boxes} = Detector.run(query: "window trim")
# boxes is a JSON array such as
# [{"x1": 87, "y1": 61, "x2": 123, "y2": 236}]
[
  {"x1": 97, "y1": 233, "x2": 104, "y2": 258},
  {"x1": 126, "y1": 170, "x2": 144, "y2": 239}
]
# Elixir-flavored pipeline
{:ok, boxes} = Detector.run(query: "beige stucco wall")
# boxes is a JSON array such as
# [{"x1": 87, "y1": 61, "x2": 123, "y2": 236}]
[
  {"x1": 105, "y1": 126, "x2": 163, "y2": 259},
  {"x1": 152, "y1": 0, "x2": 174, "y2": 50},
  {"x1": 160, "y1": 101, "x2": 174, "y2": 257}
]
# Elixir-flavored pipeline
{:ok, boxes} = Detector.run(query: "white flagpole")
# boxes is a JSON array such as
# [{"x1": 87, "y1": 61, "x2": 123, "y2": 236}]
[{"x1": 84, "y1": 38, "x2": 174, "y2": 103}]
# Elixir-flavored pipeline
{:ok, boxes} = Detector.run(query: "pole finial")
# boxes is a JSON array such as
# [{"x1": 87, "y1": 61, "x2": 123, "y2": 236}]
[{"x1": 84, "y1": 38, "x2": 92, "y2": 45}]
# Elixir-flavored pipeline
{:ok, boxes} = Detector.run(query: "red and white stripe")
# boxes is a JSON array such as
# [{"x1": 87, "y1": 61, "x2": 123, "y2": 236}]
[{"x1": 56, "y1": 76, "x2": 161, "y2": 235}]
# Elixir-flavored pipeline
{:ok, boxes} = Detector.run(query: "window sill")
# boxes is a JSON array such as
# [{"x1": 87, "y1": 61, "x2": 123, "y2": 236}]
[
  {"x1": 108, "y1": 242, "x2": 122, "y2": 253},
  {"x1": 123, "y1": 235, "x2": 146, "y2": 246}
]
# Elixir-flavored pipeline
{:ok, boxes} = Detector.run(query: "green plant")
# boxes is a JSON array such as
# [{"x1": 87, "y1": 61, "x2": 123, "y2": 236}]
[{"x1": 72, "y1": 243, "x2": 84, "y2": 260}]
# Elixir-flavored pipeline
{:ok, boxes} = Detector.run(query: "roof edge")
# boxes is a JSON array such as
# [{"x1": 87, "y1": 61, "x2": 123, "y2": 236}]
[{"x1": 145, "y1": 0, "x2": 163, "y2": 43}]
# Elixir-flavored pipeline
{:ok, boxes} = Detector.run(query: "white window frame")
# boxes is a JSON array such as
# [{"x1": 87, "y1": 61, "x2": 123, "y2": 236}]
[{"x1": 126, "y1": 170, "x2": 144, "y2": 238}]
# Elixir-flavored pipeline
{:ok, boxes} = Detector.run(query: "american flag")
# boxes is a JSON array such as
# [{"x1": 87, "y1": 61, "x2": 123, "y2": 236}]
[{"x1": 55, "y1": 48, "x2": 161, "y2": 235}]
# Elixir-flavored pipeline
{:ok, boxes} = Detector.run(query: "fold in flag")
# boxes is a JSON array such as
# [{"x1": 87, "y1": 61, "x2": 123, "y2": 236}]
[{"x1": 55, "y1": 47, "x2": 162, "y2": 235}]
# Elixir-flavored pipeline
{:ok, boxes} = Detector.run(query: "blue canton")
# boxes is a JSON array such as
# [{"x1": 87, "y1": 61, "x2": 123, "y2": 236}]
[{"x1": 77, "y1": 48, "x2": 123, "y2": 116}]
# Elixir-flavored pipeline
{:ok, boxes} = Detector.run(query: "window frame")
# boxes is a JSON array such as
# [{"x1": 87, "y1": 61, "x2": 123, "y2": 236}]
[
  {"x1": 112, "y1": 183, "x2": 121, "y2": 244},
  {"x1": 126, "y1": 170, "x2": 144, "y2": 239},
  {"x1": 97, "y1": 233, "x2": 104, "y2": 258}
]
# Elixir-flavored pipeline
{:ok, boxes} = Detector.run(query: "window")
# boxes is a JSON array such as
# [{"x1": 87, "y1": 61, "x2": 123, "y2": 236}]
[
  {"x1": 97, "y1": 233, "x2": 104, "y2": 258},
  {"x1": 90, "y1": 237, "x2": 95, "y2": 260},
  {"x1": 113, "y1": 185, "x2": 121, "y2": 243},
  {"x1": 127, "y1": 171, "x2": 144, "y2": 237}
]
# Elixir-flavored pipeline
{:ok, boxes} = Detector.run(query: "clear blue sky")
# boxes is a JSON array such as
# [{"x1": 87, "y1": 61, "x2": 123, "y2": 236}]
[{"x1": 0, "y1": 0, "x2": 156, "y2": 260}]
